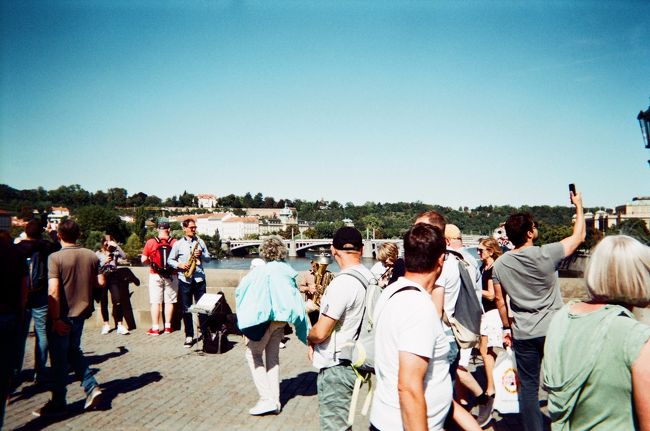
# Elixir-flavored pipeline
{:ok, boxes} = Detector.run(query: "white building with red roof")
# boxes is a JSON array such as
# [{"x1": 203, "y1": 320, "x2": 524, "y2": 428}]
[{"x1": 196, "y1": 194, "x2": 217, "y2": 209}]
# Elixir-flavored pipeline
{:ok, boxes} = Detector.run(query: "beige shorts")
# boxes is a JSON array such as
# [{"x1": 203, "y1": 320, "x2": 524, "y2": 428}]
[
  {"x1": 459, "y1": 347, "x2": 473, "y2": 368},
  {"x1": 480, "y1": 309, "x2": 503, "y2": 348},
  {"x1": 148, "y1": 273, "x2": 178, "y2": 304}
]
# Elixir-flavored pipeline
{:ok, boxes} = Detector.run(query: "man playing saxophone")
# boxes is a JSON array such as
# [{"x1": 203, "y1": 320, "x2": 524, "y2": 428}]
[
  {"x1": 298, "y1": 255, "x2": 333, "y2": 326},
  {"x1": 168, "y1": 218, "x2": 211, "y2": 348}
]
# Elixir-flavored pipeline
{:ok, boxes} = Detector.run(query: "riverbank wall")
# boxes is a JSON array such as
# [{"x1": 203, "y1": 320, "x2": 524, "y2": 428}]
[{"x1": 95, "y1": 267, "x2": 650, "y2": 329}]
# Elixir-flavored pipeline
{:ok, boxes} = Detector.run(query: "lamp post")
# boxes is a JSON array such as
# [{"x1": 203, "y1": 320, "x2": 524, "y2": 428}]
[{"x1": 637, "y1": 102, "x2": 650, "y2": 167}]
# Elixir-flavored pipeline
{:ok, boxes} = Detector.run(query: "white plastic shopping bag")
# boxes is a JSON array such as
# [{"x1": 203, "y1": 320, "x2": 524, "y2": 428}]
[{"x1": 492, "y1": 347, "x2": 520, "y2": 414}]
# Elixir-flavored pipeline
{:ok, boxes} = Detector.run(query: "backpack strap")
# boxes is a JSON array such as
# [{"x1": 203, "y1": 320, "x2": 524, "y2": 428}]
[
  {"x1": 446, "y1": 248, "x2": 466, "y2": 264},
  {"x1": 389, "y1": 285, "x2": 420, "y2": 298},
  {"x1": 338, "y1": 269, "x2": 373, "y2": 341}
]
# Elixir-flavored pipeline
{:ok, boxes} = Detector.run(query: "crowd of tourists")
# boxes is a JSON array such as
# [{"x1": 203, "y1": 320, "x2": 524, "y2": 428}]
[{"x1": 1, "y1": 189, "x2": 649, "y2": 431}]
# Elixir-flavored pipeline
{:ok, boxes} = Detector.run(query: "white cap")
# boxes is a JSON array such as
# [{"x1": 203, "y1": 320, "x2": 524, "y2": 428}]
[{"x1": 250, "y1": 258, "x2": 266, "y2": 269}]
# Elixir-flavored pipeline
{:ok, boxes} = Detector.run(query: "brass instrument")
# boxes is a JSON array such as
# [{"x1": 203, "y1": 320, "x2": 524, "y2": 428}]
[
  {"x1": 378, "y1": 266, "x2": 394, "y2": 288},
  {"x1": 307, "y1": 254, "x2": 333, "y2": 312},
  {"x1": 183, "y1": 238, "x2": 200, "y2": 279}
]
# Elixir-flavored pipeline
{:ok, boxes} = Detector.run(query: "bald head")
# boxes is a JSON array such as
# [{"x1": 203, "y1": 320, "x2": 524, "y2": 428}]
[{"x1": 445, "y1": 224, "x2": 463, "y2": 250}]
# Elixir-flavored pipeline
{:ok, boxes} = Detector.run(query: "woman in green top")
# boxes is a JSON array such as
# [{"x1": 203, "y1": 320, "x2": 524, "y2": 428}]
[{"x1": 543, "y1": 235, "x2": 650, "y2": 430}]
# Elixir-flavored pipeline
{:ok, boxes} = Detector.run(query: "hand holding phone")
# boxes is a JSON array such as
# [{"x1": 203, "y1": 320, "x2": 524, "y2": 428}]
[{"x1": 569, "y1": 183, "x2": 577, "y2": 205}]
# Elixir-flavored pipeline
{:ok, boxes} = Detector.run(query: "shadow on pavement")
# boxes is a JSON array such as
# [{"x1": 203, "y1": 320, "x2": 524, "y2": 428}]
[
  {"x1": 86, "y1": 345, "x2": 129, "y2": 366},
  {"x1": 12, "y1": 399, "x2": 86, "y2": 431},
  {"x1": 12, "y1": 371, "x2": 162, "y2": 430},
  {"x1": 95, "y1": 371, "x2": 163, "y2": 410},
  {"x1": 279, "y1": 371, "x2": 317, "y2": 407}
]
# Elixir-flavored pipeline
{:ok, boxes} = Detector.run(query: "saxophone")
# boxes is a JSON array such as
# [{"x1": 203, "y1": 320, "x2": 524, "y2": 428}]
[
  {"x1": 311, "y1": 254, "x2": 333, "y2": 310},
  {"x1": 183, "y1": 238, "x2": 200, "y2": 279}
]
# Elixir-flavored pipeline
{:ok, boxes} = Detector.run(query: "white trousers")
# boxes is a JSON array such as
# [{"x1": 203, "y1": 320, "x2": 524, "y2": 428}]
[{"x1": 245, "y1": 321, "x2": 286, "y2": 404}]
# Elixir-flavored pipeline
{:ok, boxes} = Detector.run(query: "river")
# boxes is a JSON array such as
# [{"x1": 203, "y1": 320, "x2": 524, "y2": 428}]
[{"x1": 203, "y1": 255, "x2": 377, "y2": 272}]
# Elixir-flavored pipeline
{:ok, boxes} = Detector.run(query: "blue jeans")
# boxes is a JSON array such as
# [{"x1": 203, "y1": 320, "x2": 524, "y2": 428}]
[
  {"x1": 0, "y1": 312, "x2": 19, "y2": 429},
  {"x1": 178, "y1": 278, "x2": 206, "y2": 338},
  {"x1": 48, "y1": 316, "x2": 99, "y2": 406},
  {"x1": 15, "y1": 296, "x2": 49, "y2": 381},
  {"x1": 512, "y1": 336, "x2": 546, "y2": 431}
]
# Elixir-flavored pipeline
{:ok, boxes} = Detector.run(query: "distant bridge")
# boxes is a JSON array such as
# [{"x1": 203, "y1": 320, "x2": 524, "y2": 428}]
[{"x1": 227, "y1": 235, "x2": 482, "y2": 257}]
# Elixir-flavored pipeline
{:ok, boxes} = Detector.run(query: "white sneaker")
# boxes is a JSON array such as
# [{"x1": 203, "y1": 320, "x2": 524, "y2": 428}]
[
  {"x1": 249, "y1": 400, "x2": 281, "y2": 415},
  {"x1": 100, "y1": 324, "x2": 110, "y2": 335},
  {"x1": 84, "y1": 386, "x2": 102, "y2": 410},
  {"x1": 116, "y1": 325, "x2": 130, "y2": 335}
]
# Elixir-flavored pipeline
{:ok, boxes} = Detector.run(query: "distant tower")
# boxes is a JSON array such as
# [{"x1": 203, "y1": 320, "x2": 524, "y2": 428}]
[{"x1": 279, "y1": 204, "x2": 293, "y2": 224}]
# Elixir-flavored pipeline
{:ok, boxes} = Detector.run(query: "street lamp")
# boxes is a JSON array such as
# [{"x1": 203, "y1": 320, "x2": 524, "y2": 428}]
[{"x1": 637, "y1": 102, "x2": 650, "y2": 166}]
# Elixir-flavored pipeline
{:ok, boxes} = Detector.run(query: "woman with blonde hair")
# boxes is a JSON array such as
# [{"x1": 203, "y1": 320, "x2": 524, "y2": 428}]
[
  {"x1": 543, "y1": 235, "x2": 650, "y2": 430},
  {"x1": 236, "y1": 236, "x2": 308, "y2": 416},
  {"x1": 474, "y1": 237, "x2": 503, "y2": 419},
  {"x1": 370, "y1": 242, "x2": 405, "y2": 287}
]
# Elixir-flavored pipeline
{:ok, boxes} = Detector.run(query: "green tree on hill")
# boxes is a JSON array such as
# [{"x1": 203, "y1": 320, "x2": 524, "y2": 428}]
[
  {"x1": 75, "y1": 205, "x2": 128, "y2": 243},
  {"x1": 122, "y1": 233, "x2": 143, "y2": 261},
  {"x1": 608, "y1": 219, "x2": 650, "y2": 244}
]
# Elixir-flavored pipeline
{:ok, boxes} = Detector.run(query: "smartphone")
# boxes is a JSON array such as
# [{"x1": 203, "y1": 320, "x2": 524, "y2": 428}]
[{"x1": 569, "y1": 183, "x2": 576, "y2": 204}]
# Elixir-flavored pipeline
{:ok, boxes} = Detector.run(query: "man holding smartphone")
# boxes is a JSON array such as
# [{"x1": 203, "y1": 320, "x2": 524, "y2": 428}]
[{"x1": 492, "y1": 187, "x2": 585, "y2": 431}]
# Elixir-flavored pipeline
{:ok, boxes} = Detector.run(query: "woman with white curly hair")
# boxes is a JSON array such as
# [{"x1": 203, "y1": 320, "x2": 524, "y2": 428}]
[
  {"x1": 543, "y1": 235, "x2": 650, "y2": 430},
  {"x1": 236, "y1": 236, "x2": 308, "y2": 416}
]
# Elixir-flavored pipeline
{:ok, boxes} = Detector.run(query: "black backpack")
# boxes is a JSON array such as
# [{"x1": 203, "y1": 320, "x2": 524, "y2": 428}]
[{"x1": 203, "y1": 293, "x2": 235, "y2": 354}]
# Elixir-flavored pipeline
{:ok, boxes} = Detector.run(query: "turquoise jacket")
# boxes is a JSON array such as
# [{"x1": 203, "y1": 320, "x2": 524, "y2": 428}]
[{"x1": 235, "y1": 261, "x2": 308, "y2": 344}]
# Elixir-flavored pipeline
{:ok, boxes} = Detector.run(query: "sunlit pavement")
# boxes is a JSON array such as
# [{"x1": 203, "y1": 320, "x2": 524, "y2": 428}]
[{"x1": 6, "y1": 326, "x2": 533, "y2": 430}]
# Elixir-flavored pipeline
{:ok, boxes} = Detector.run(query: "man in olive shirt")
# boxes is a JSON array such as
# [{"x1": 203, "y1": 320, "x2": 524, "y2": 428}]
[
  {"x1": 33, "y1": 220, "x2": 105, "y2": 417},
  {"x1": 493, "y1": 191, "x2": 585, "y2": 431}
]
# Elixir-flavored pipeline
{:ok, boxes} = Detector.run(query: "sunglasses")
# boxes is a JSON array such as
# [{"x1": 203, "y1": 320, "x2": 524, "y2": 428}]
[{"x1": 477, "y1": 248, "x2": 486, "y2": 253}]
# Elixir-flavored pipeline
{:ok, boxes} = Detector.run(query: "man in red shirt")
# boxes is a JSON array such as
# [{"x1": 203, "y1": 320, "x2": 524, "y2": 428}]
[{"x1": 141, "y1": 222, "x2": 177, "y2": 335}]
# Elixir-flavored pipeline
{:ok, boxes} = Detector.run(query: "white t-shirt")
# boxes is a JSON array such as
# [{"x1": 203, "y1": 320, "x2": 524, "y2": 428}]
[
  {"x1": 436, "y1": 249, "x2": 461, "y2": 320},
  {"x1": 312, "y1": 264, "x2": 373, "y2": 370},
  {"x1": 370, "y1": 277, "x2": 452, "y2": 431},
  {"x1": 370, "y1": 261, "x2": 387, "y2": 281}
]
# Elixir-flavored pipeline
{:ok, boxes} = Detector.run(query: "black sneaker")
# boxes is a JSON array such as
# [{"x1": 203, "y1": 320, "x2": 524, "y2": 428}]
[
  {"x1": 184, "y1": 336, "x2": 194, "y2": 348},
  {"x1": 32, "y1": 400, "x2": 68, "y2": 418},
  {"x1": 475, "y1": 394, "x2": 495, "y2": 428}
]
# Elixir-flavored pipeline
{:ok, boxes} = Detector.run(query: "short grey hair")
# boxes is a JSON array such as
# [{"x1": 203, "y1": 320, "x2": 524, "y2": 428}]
[
  {"x1": 259, "y1": 236, "x2": 288, "y2": 262},
  {"x1": 585, "y1": 235, "x2": 650, "y2": 306}
]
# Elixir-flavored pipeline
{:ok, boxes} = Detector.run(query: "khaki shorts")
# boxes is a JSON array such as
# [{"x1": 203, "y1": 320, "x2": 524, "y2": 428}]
[
  {"x1": 459, "y1": 347, "x2": 473, "y2": 368},
  {"x1": 480, "y1": 309, "x2": 503, "y2": 348},
  {"x1": 148, "y1": 273, "x2": 178, "y2": 304}
]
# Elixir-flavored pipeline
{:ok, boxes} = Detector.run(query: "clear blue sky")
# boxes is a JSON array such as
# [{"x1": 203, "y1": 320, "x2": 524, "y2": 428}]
[{"x1": 1, "y1": 1, "x2": 649, "y2": 210}]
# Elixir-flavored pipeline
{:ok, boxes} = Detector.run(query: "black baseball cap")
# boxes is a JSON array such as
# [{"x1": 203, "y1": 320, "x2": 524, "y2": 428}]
[{"x1": 332, "y1": 226, "x2": 363, "y2": 251}]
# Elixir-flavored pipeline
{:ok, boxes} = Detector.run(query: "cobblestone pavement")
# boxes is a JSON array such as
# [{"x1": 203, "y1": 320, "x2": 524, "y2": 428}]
[{"x1": 6, "y1": 327, "x2": 530, "y2": 430}]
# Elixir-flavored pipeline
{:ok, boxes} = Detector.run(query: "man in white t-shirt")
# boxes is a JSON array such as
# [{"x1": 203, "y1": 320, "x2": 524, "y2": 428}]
[
  {"x1": 415, "y1": 212, "x2": 483, "y2": 430},
  {"x1": 370, "y1": 223, "x2": 452, "y2": 431},
  {"x1": 307, "y1": 227, "x2": 374, "y2": 431}
]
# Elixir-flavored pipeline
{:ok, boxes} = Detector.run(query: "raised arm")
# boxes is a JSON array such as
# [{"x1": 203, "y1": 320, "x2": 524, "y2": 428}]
[{"x1": 560, "y1": 191, "x2": 585, "y2": 257}]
